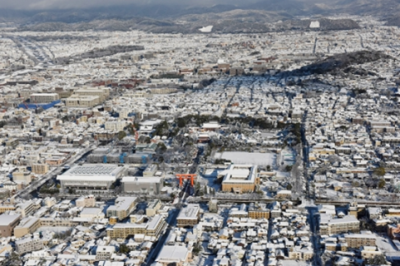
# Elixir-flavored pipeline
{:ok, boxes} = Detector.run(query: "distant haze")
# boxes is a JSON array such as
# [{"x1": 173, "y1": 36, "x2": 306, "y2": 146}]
[
  {"x1": 0, "y1": 0, "x2": 397, "y2": 29},
  {"x1": 0, "y1": 0, "x2": 254, "y2": 9}
]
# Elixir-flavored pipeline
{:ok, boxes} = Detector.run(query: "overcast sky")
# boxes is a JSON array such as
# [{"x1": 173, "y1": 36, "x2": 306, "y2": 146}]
[{"x1": 0, "y1": 0, "x2": 263, "y2": 10}]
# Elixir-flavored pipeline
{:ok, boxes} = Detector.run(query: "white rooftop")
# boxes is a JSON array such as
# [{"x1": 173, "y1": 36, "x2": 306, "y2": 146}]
[
  {"x1": 0, "y1": 214, "x2": 20, "y2": 226},
  {"x1": 178, "y1": 204, "x2": 200, "y2": 220},
  {"x1": 156, "y1": 245, "x2": 189, "y2": 263}
]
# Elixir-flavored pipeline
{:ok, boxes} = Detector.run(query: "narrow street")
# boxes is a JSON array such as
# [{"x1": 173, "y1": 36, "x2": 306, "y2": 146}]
[{"x1": 307, "y1": 207, "x2": 322, "y2": 266}]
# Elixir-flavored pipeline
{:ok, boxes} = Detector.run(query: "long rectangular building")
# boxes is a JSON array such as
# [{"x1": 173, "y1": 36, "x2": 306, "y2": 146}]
[
  {"x1": 121, "y1": 176, "x2": 164, "y2": 195},
  {"x1": 345, "y1": 233, "x2": 376, "y2": 248},
  {"x1": 107, "y1": 214, "x2": 166, "y2": 239},
  {"x1": 320, "y1": 214, "x2": 360, "y2": 235},
  {"x1": 57, "y1": 164, "x2": 127, "y2": 193}
]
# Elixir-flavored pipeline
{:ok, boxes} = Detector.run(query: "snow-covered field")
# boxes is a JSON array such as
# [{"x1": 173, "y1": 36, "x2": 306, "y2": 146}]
[{"x1": 215, "y1": 152, "x2": 276, "y2": 166}]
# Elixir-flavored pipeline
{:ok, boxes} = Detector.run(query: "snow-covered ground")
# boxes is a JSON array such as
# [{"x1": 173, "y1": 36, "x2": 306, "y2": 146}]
[
  {"x1": 376, "y1": 234, "x2": 400, "y2": 258},
  {"x1": 215, "y1": 152, "x2": 276, "y2": 166},
  {"x1": 36, "y1": 226, "x2": 71, "y2": 233},
  {"x1": 199, "y1": 25, "x2": 213, "y2": 33}
]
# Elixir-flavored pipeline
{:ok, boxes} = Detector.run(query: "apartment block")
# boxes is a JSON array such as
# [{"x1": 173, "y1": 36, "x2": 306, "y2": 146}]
[
  {"x1": 32, "y1": 164, "x2": 49, "y2": 175},
  {"x1": 0, "y1": 214, "x2": 21, "y2": 237},
  {"x1": 146, "y1": 199, "x2": 162, "y2": 217},
  {"x1": 106, "y1": 197, "x2": 137, "y2": 221},
  {"x1": 248, "y1": 203, "x2": 270, "y2": 219},
  {"x1": 177, "y1": 204, "x2": 200, "y2": 227},
  {"x1": 107, "y1": 214, "x2": 166, "y2": 239},
  {"x1": 76, "y1": 195, "x2": 96, "y2": 208},
  {"x1": 345, "y1": 233, "x2": 376, "y2": 248},
  {"x1": 320, "y1": 214, "x2": 360, "y2": 235},
  {"x1": 15, "y1": 238, "x2": 44, "y2": 254},
  {"x1": 14, "y1": 217, "x2": 41, "y2": 238}
]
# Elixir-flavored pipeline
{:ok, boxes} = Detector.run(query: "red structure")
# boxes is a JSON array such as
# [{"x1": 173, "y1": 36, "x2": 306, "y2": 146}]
[{"x1": 176, "y1": 174, "x2": 196, "y2": 187}]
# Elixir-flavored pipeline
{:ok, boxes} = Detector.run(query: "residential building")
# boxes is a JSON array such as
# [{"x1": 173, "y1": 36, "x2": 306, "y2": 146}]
[
  {"x1": 248, "y1": 203, "x2": 270, "y2": 219},
  {"x1": 0, "y1": 214, "x2": 21, "y2": 237},
  {"x1": 95, "y1": 246, "x2": 115, "y2": 261},
  {"x1": 32, "y1": 164, "x2": 49, "y2": 175},
  {"x1": 107, "y1": 214, "x2": 166, "y2": 239},
  {"x1": 75, "y1": 195, "x2": 96, "y2": 208},
  {"x1": 12, "y1": 168, "x2": 32, "y2": 184},
  {"x1": 17, "y1": 200, "x2": 37, "y2": 218},
  {"x1": 361, "y1": 246, "x2": 383, "y2": 259},
  {"x1": 345, "y1": 232, "x2": 376, "y2": 248},
  {"x1": 0, "y1": 205, "x2": 16, "y2": 214},
  {"x1": 104, "y1": 120, "x2": 127, "y2": 132},
  {"x1": 15, "y1": 238, "x2": 44, "y2": 254},
  {"x1": 288, "y1": 246, "x2": 314, "y2": 261},
  {"x1": 320, "y1": 214, "x2": 360, "y2": 235},
  {"x1": 14, "y1": 217, "x2": 41, "y2": 238},
  {"x1": 177, "y1": 204, "x2": 200, "y2": 227},
  {"x1": 106, "y1": 197, "x2": 137, "y2": 221},
  {"x1": 146, "y1": 199, "x2": 162, "y2": 217},
  {"x1": 155, "y1": 245, "x2": 192, "y2": 266}
]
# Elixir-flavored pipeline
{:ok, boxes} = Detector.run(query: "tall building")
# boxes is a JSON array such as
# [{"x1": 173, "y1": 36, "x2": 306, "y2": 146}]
[{"x1": 32, "y1": 164, "x2": 49, "y2": 175}]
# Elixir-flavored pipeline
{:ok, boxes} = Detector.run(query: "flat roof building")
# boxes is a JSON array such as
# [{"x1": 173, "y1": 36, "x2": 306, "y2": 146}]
[
  {"x1": 177, "y1": 204, "x2": 200, "y2": 227},
  {"x1": 121, "y1": 176, "x2": 164, "y2": 195},
  {"x1": 57, "y1": 164, "x2": 126, "y2": 193},
  {"x1": 107, "y1": 214, "x2": 166, "y2": 239},
  {"x1": 320, "y1": 214, "x2": 360, "y2": 235},
  {"x1": 0, "y1": 214, "x2": 21, "y2": 237},
  {"x1": 30, "y1": 93, "x2": 60, "y2": 103},
  {"x1": 221, "y1": 165, "x2": 260, "y2": 193},
  {"x1": 15, "y1": 238, "x2": 44, "y2": 254},
  {"x1": 155, "y1": 245, "x2": 192, "y2": 266},
  {"x1": 345, "y1": 232, "x2": 376, "y2": 248},
  {"x1": 65, "y1": 95, "x2": 100, "y2": 108},
  {"x1": 106, "y1": 197, "x2": 137, "y2": 221},
  {"x1": 14, "y1": 217, "x2": 41, "y2": 238}
]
